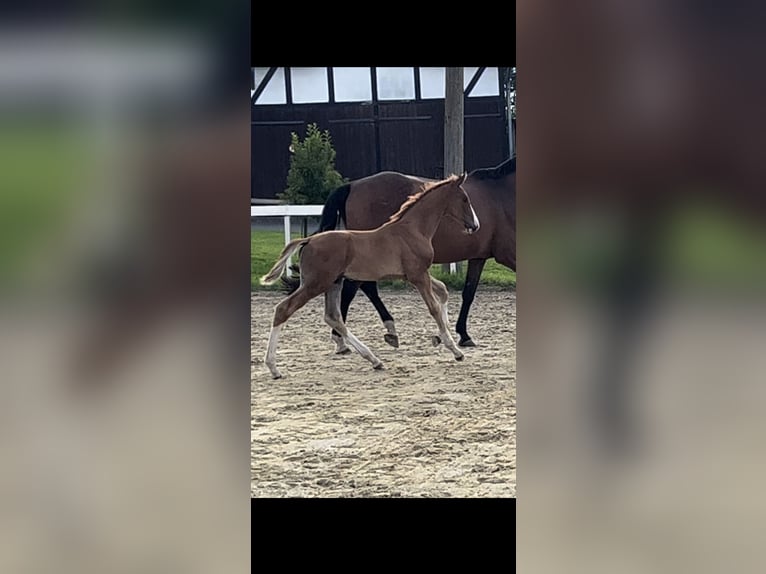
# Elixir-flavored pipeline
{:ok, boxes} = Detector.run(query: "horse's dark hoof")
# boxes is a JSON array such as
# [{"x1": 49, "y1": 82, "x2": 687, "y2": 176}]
[
  {"x1": 455, "y1": 354, "x2": 465, "y2": 361},
  {"x1": 458, "y1": 338, "x2": 476, "y2": 348},
  {"x1": 431, "y1": 335, "x2": 441, "y2": 347},
  {"x1": 373, "y1": 362, "x2": 385, "y2": 370},
  {"x1": 384, "y1": 334, "x2": 399, "y2": 348},
  {"x1": 336, "y1": 348, "x2": 352, "y2": 355}
]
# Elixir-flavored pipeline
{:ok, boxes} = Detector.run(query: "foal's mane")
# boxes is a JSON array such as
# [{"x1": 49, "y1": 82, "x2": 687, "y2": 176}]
[
  {"x1": 387, "y1": 174, "x2": 462, "y2": 224},
  {"x1": 468, "y1": 157, "x2": 516, "y2": 180}
]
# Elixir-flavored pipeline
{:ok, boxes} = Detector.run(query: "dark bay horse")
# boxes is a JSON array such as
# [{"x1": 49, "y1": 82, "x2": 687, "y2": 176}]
[
  {"x1": 284, "y1": 158, "x2": 515, "y2": 351},
  {"x1": 260, "y1": 174, "x2": 480, "y2": 378}
]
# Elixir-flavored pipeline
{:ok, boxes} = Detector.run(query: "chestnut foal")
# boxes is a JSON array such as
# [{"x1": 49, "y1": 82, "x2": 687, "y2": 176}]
[{"x1": 260, "y1": 174, "x2": 480, "y2": 379}]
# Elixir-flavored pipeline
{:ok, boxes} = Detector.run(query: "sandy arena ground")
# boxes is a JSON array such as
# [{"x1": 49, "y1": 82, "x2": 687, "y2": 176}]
[{"x1": 251, "y1": 287, "x2": 516, "y2": 497}]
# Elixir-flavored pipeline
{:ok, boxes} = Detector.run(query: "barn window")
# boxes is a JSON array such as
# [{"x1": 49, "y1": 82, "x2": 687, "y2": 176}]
[
  {"x1": 290, "y1": 67, "x2": 330, "y2": 103},
  {"x1": 376, "y1": 67, "x2": 416, "y2": 101},
  {"x1": 417, "y1": 67, "x2": 501, "y2": 99},
  {"x1": 469, "y1": 67, "x2": 500, "y2": 97},
  {"x1": 253, "y1": 67, "x2": 286, "y2": 105},
  {"x1": 419, "y1": 67, "x2": 446, "y2": 99},
  {"x1": 332, "y1": 67, "x2": 372, "y2": 102}
]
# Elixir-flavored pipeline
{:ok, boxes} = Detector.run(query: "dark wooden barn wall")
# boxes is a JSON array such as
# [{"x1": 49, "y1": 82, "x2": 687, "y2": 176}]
[{"x1": 252, "y1": 96, "x2": 509, "y2": 200}]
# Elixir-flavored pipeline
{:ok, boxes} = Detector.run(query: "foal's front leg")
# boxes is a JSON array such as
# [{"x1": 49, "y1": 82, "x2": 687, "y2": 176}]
[
  {"x1": 428, "y1": 276, "x2": 451, "y2": 347},
  {"x1": 410, "y1": 274, "x2": 464, "y2": 361}
]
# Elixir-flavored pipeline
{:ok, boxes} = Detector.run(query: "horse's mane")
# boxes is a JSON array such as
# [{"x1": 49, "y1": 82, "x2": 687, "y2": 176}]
[
  {"x1": 387, "y1": 174, "x2": 462, "y2": 224},
  {"x1": 468, "y1": 157, "x2": 516, "y2": 180}
]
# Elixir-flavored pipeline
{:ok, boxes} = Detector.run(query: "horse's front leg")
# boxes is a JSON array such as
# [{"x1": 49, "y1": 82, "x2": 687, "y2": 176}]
[
  {"x1": 359, "y1": 281, "x2": 399, "y2": 348},
  {"x1": 456, "y1": 258, "x2": 487, "y2": 347},
  {"x1": 410, "y1": 274, "x2": 464, "y2": 361}
]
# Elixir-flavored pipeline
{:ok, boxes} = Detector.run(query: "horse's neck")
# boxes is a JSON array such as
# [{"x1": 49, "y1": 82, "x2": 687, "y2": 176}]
[
  {"x1": 397, "y1": 190, "x2": 449, "y2": 239},
  {"x1": 480, "y1": 176, "x2": 515, "y2": 216}
]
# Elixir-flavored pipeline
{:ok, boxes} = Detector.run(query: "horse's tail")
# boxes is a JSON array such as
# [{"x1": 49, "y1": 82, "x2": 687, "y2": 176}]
[
  {"x1": 318, "y1": 183, "x2": 351, "y2": 232},
  {"x1": 260, "y1": 238, "x2": 310, "y2": 285},
  {"x1": 272, "y1": 184, "x2": 349, "y2": 291}
]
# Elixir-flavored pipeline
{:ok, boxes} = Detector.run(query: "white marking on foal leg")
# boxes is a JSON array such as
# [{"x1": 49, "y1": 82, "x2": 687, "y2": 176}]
[
  {"x1": 437, "y1": 301, "x2": 463, "y2": 360},
  {"x1": 430, "y1": 280, "x2": 450, "y2": 348},
  {"x1": 344, "y1": 329, "x2": 383, "y2": 370},
  {"x1": 440, "y1": 328, "x2": 464, "y2": 360},
  {"x1": 264, "y1": 324, "x2": 283, "y2": 379},
  {"x1": 431, "y1": 303, "x2": 450, "y2": 347}
]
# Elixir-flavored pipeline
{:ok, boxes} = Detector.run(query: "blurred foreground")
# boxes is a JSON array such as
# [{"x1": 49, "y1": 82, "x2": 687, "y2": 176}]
[
  {"x1": 518, "y1": 1, "x2": 766, "y2": 572},
  {"x1": 0, "y1": 9, "x2": 250, "y2": 573}
]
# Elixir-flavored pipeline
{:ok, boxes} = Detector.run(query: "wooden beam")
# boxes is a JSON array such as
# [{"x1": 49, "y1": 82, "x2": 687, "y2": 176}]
[
  {"x1": 327, "y1": 67, "x2": 335, "y2": 103},
  {"x1": 414, "y1": 66, "x2": 422, "y2": 100},
  {"x1": 444, "y1": 67, "x2": 465, "y2": 275},
  {"x1": 370, "y1": 66, "x2": 378, "y2": 102},
  {"x1": 444, "y1": 67, "x2": 465, "y2": 177},
  {"x1": 284, "y1": 66, "x2": 293, "y2": 105}
]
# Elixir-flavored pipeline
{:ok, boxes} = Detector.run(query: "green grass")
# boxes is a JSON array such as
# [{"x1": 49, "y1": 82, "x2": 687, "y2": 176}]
[
  {"x1": 0, "y1": 122, "x2": 91, "y2": 283},
  {"x1": 525, "y1": 202, "x2": 766, "y2": 291},
  {"x1": 251, "y1": 229, "x2": 516, "y2": 291},
  {"x1": 251, "y1": 230, "x2": 304, "y2": 291},
  {"x1": 663, "y1": 205, "x2": 766, "y2": 287}
]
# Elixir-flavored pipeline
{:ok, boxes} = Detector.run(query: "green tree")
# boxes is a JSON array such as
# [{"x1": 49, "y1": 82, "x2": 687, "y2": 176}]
[{"x1": 279, "y1": 123, "x2": 346, "y2": 204}]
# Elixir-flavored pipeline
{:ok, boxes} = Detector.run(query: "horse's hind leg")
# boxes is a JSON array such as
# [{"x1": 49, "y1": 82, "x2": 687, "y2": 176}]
[
  {"x1": 359, "y1": 281, "x2": 398, "y2": 348},
  {"x1": 331, "y1": 279, "x2": 360, "y2": 354},
  {"x1": 456, "y1": 258, "x2": 487, "y2": 347},
  {"x1": 325, "y1": 280, "x2": 383, "y2": 370},
  {"x1": 411, "y1": 274, "x2": 464, "y2": 361},
  {"x1": 265, "y1": 287, "x2": 315, "y2": 379}
]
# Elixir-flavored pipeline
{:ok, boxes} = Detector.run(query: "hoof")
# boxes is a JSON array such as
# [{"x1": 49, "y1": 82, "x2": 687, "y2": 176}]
[
  {"x1": 455, "y1": 355, "x2": 465, "y2": 362},
  {"x1": 384, "y1": 333, "x2": 399, "y2": 348},
  {"x1": 458, "y1": 338, "x2": 476, "y2": 347},
  {"x1": 336, "y1": 348, "x2": 352, "y2": 355},
  {"x1": 271, "y1": 372, "x2": 283, "y2": 379},
  {"x1": 431, "y1": 335, "x2": 442, "y2": 347},
  {"x1": 373, "y1": 362, "x2": 385, "y2": 370}
]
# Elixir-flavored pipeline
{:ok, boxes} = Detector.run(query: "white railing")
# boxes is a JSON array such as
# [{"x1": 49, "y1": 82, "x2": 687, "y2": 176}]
[
  {"x1": 251, "y1": 204, "x2": 457, "y2": 276},
  {"x1": 251, "y1": 204, "x2": 324, "y2": 277}
]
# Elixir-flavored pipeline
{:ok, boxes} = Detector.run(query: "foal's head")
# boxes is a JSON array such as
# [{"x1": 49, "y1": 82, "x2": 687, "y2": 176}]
[{"x1": 442, "y1": 173, "x2": 480, "y2": 234}]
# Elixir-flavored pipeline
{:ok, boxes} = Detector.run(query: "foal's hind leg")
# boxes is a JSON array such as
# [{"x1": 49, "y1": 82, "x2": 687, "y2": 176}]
[
  {"x1": 331, "y1": 279, "x2": 359, "y2": 355},
  {"x1": 410, "y1": 274, "x2": 464, "y2": 361},
  {"x1": 264, "y1": 287, "x2": 315, "y2": 379},
  {"x1": 324, "y1": 280, "x2": 383, "y2": 370}
]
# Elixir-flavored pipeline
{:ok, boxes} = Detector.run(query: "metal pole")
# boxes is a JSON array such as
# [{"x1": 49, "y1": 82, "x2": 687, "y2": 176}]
[{"x1": 284, "y1": 215, "x2": 292, "y2": 277}]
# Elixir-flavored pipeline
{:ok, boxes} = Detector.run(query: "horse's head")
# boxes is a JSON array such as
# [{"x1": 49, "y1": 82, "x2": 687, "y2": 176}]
[{"x1": 445, "y1": 173, "x2": 480, "y2": 234}]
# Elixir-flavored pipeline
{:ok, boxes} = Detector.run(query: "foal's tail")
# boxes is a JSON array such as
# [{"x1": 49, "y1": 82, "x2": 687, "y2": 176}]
[
  {"x1": 318, "y1": 183, "x2": 351, "y2": 232},
  {"x1": 266, "y1": 184, "x2": 348, "y2": 289},
  {"x1": 260, "y1": 238, "x2": 310, "y2": 285}
]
